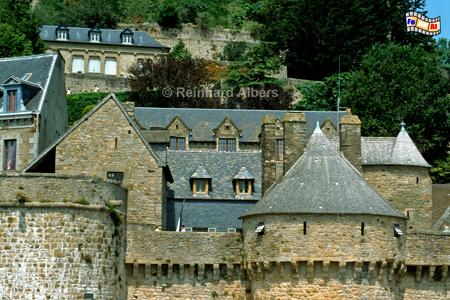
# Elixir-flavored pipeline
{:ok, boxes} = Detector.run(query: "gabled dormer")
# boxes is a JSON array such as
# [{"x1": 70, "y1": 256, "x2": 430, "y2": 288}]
[
  {"x1": 0, "y1": 76, "x2": 42, "y2": 114},
  {"x1": 320, "y1": 118, "x2": 337, "y2": 139},
  {"x1": 120, "y1": 28, "x2": 134, "y2": 45},
  {"x1": 88, "y1": 27, "x2": 101, "y2": 43},
  {"x1": 55, "y1": 24, "x2": 69, "y2": 41},
  {"x1": 1, "y1": 76, "x2": 25, "y2": 113},
  {"x1": 214, "y1": 117, "x2": 240, "y2": 152},
  {"x1": 166, "y1": 116, "x2": 190, "y2": 150}
]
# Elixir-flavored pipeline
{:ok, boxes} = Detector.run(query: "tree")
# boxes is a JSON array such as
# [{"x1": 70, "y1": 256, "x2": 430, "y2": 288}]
[
  {"x1": 34, "y1": 0, "x2": 121, "y2": 28},
  {"x1": 223, "y1": 43, "x2": 294, "y2": 109},
  {"x1": 248, "y1": 0, "x2": 430, "y2": 80},
  {"x1": 0, "y1": 0, "x2": 44, "y2": 55},
  {"x1": 294, "y1": 73, "x2": 353, "y2": 111},
  {"x1": 156, "y1": 0, "x2": 181, "y2": 29},
  {"x1": 343, "y1": 43, "x2": 450, "y2": 163},
  {"x1": 0, "y1": 23, "x2": 32, "y2": 57},
  {"x1": 128, "y1": 56, "x2": 220, "y2": 107},
  {"x1": 169, "y1": 40, "x2": 192, "y2": 61}
]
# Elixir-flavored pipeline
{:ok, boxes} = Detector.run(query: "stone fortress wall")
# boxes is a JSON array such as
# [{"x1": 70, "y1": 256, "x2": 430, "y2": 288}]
[{"x1": 0, "y1": 175, "x2": 127, "y2": 300}]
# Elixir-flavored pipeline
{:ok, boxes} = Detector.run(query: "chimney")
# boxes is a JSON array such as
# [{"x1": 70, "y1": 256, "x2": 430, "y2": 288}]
[
  {"x1": 339, "y1": 114, "x2": 362, "y2": 173},
  {"x1": 283, "y1": 112, "x2": 307, "y2": 173},
  {"x1": 261, "y1": 115, "x2": 284, "y2": 194},
  {"x1": 122, "y1": 101, "x2": 135, "y2": 120}
]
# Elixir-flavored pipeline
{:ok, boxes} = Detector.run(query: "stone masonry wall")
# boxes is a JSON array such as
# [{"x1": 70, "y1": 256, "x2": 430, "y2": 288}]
[
  {"x1": 66, "y1": 73, "x2": 130, "y2": 93},
  {"x1": 0, "y1": 119, "x2": 37, "y2": 172},
  {"x1": 120, "y1": 23, "x2": 257, "y2": 60},
  {"x1": 126, "y1": 226, "x2": 245, "y2": 300},
  {"x1": 363, "y1": 165, "x2": 433, "y2": 231},
  {"x1": 405, "y1": 233, "x2": 450, "y2": 265},
  {"x1": 0, "y1": 174, "x2": 126, "y2": 206},
  {"x1": 242, "y1": 214, "x2": 406, "y2": 263},
  {"x1": 432, "y1": 183, "x2": 450, "y2": 224},
  {"x1": 53, "y1": 98, "x2": 165, "y2": 228},
  {"x1": 0, "y1": 204, "x2": 126, "y2": 300}
]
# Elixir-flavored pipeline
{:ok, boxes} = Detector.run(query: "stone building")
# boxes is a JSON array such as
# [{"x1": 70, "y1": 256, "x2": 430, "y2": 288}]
[
  {"x1": 0, "y1": 54, "x2": 67, "y2": 173},
  {"x1": 40, "y1": 25, "x2": 169, "y2": 93},
  {"x1": 0, "y1": 94, "x2": 447, "y2": 299}
]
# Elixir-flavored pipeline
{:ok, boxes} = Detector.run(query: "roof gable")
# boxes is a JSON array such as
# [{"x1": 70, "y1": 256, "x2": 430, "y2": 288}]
[{"x1": 23, "y1": 93, "x2": 166, "y2": 172}]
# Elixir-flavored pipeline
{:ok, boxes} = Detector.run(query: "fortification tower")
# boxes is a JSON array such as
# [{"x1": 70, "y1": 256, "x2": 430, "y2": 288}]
[
  {"x1": 241, "y1": 124, "x2": 407, "y2": 299},
  {"x1": 362, "y1": 124, "x2": 433, "y2": 231}
]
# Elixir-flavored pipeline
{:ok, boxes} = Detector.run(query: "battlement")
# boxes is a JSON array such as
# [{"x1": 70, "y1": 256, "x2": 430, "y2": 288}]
[{"x1": 406, "y1": 232, "x2": 450, "y2": 265}]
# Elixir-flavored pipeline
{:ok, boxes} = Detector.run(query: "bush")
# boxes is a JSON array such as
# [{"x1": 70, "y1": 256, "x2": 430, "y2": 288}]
[
  {"x1": 156, "y1": 1, "x2": 181, "y2": 29},
  {"x1": 169, "y1": 40, "x2": 191, "y2": 61},
  {"x1": 219, "y1": 41, "x2": 248, "y2": 61},
  {"x1": 76, "y1": 197, "x2": 90, "y2": 205},
  {"x1": 180, "y1": 0, "x2": 206, "y2": 24}
]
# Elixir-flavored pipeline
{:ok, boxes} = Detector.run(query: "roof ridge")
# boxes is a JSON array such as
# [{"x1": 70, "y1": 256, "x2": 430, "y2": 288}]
[{"x1": 0, "y1": 53, "x2": 55, "y2": 62}]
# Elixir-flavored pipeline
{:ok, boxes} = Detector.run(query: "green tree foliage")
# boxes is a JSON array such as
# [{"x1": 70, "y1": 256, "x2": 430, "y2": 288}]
[
  {"x1": 169, "y1": 40, "x2": 192, "y2": 61},
  {"x1": 430, "y1": 155, "x2": 450, "y2": 183},
  {"x1": 128, "y1": 56, "x2": 219, "y2": 107},
  {"x1": 294, "y1": 73, "x2": 353, "y2": 111},
  {"x1": 156, "y1": 0, "x2": 181, "y2": 29},
  {"x1": 343, "y1": 43, "x2": 450, "y2": 163},
  {"x1": 219, "y1": 41, "x2": 249, "y2": 61},
  {"x1": 34, "y1": 0, "x2": 120, "y2": 28},
  {"x1": 0, "y1": 0, "x2": 44, "y2": 55},
  {"x1": 0, "y1": 23, "x2": 32, "y2": 57},
  {"x1": 248, "y1": 0, "x2": 430, "y2": 80},
  {"x1": 435, "y1": 38, "x2": 450, "y2": 79},
  {"x1": 223, "y1": 43, "x2": 293, "y2": 109},
  {"x1": 67, "y1": 92, "x2": 130, "y2": 124},
  {"x1": 179, "y1": 0, "x2": 207, "y2": 24}
]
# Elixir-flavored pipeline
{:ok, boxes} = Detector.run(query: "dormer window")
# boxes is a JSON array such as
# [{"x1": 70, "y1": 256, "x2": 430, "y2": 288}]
[
  {"x1": 120, "y1": 28, "x2": 134, "y2": 45},
  {"x1": 218, "y1": 138, "x2": 236, "y2": 152},
  {"x1": 170, "y1": 136, "x2": 186, "y2": 150},
  {"x1": 88, "y1": 28, "x2": 101, "y2": 43},
  {"x1": 55, "y1": 25, "x2": 69, "y2": 41},
  {"x1": 191, "y1": 165, "x2": 211, "y2": 195},
  {"x1": 233, "y1": 167, "x2": 254, "y2": 196},
  {"x1": 6, "y1": 90, "x2": 17, "y2": 112}
]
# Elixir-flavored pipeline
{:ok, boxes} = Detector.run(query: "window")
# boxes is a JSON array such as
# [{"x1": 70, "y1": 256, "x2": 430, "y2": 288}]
[
  {"x1": 104, "y1": 58, "x2": 117, "y2": 75},
  {"x1": 218, "y1": 138, "x2": 236, "y2": 152},
  {"x1": 361, "y1": 222, "x2": 365, "y2": 236},
  {"x1": 72, "y1": 56, "x2": 84, "y2": 73},
  {"x1": 227, "y1": 228, "x2": 237, "y2": 233},
  {"x1": 107, "y1": 171, "x2": 124, "y2": 183},
  {"x1": 6, "y1": 90, "x2": 17, "y2": 112},
  {"x1": 275, "y1": 139, "x2": 284, "y2": 161},
  {"x1": 303, "y1": 221, "x2": 307, "y2": 235},
  {"x1": 207, "y1": 228, "x2": 217, "y2": 232},
  {"x1": 122, "y1": 35, "x2": 132, "y2": 44},
  {"x1": 88, "y1": 57, "x2": 101, "y2": 73},
  {"x1": 57, "y1": 30, "x2": 68, "y2": 40},
  {"x1": 235, "y1": 179, "x2": 252, "y2": 195},
  {"x1": 90, "y1": 32, "x2": 100, "y2": 42},
  {"x1": 170, "y1": 137, "x2": 186, "y2": 150},
  {"x1": 3, "y1": 140, "x2": 16, "y2": 171},
  {"x1": 193, "y1": 179, "x2": 209, "y2": 194},
  {"x1": 255, "y1": 222, "x2": 265, "y2": 235}
]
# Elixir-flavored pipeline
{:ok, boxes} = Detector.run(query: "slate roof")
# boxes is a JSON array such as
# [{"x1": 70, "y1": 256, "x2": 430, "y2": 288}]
[
  {"x1": 242, "y1": 124, "x2": 404, "y2": 218},
  {"x1": 0, "y1": 54, "x2": 57, "y2": 113},
  {"x1": 191, "y1": 165, "x2": 212, "y2": 179},
  {"x1": 361, "y1": 125, "x2": 430, "y2": 167},
  {"x1": 233, "y1": 167, "x2": 254, "y2": 180},
  {"x1": 166, "y1": 150, "x2": 261, "y2": 201},
  {"x1": 135, "y1": 107, "x2": 348, "y2": 143},
  {"x1": 40, "y1": 25, "x2": 169, "y2": 49},
  {"x1": 433, "y1": 207, "x2": 450, "y2": 234}
]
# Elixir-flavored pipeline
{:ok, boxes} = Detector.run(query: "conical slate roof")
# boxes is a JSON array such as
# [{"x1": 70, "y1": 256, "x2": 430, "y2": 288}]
[
  {"x1": 242, "y1": 123, "x2": 404, "y2": 218},
  {"x1": 390, "y1": 124, "x2": 431, "y2": 167}
]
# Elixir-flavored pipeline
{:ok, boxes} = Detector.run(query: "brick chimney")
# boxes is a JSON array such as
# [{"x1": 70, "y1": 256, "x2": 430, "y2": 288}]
[
  {"x1": 261, "y1": 115, "x2": 284, "y2": 194},
  {"x1": 283, "y1": 112, "x2": 307, "y2": 174},
  {"x1": 339, "y1": 114, "x2": 362, "y2": 173}
]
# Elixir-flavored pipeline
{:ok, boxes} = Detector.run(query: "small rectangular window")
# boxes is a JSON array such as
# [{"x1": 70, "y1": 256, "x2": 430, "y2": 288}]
[
  {"x1": 227, "y1": 228, "x2": 237, "y2": 233},
  {"x1": 236, "y1": 179, "x2": 253, "y2": 195},
  {"x1": 303, "y1": 221, "x2": 307, "y2": 235},
  {"x1": 194, "y1": 179, "x2": 207, "y2": 194},
  {"x1": 107, "y1": 171, "x2": 124, "y2": 183},
  {"x1": 88, "y1": 57, "x2": 101, "y2": 73},
  {"x1": 218, "y1": 138, "x2": 236, "y2": 152},
  {"x1": 72, "y1": 57, "x2": 84, "y2": 73},
  {"x1": 90, "y1": 33, "x2": 100, "y2": 42},
  {"x1": 6, "y1": 90, "x2": 17, "y2": 112},
  {"x1": 275, "y1": 139, "x2": 284, "y2": 161},
  {"x1": 57, "y1": 31, "x2": 67, "y2": 40},
  {"x1": 104, "y1": 58, "x2": 117, "y2": 75},
  {"x1": 361, "y1": 222, "x2": 365, "y2": 236},
  {"x1": 207, "y1": 228, "x2": 217, "y2": 232},
  {"x1": 169, "y1": 137, "x2": 186, "y2": 150},
  {"x1": 3, "y1": 139, "x2": 17, "y2": 171}
]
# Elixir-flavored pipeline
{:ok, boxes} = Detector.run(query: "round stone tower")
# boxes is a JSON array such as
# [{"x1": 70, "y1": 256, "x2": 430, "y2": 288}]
[{"x1": 241, "y1": 123, "x2": 407, "y2": 299}]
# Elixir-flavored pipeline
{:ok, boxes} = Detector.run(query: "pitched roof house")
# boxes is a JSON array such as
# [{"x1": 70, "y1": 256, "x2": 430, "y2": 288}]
[{"x1": 0, "y1": 54, "x2": 67, "y2": 172}]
